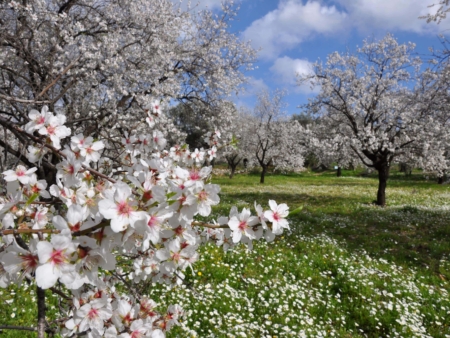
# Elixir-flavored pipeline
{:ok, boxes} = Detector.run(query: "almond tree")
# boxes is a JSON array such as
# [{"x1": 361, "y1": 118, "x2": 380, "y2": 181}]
[
  {"x1": 244, "y1": 89, "x2": 305, "y2": 183},
  {"x1": 305, "y1": 118, "x2": 361, "y2": 177},
  {"x1": 0, "y1": 0, "x2": 256, "y2": 183},
  {"x1": 0, "y1": 2, "x2": 297, "y2": 337},
  {"x1": 298, "y1": 34, "x2": 448, "y2": 206}
]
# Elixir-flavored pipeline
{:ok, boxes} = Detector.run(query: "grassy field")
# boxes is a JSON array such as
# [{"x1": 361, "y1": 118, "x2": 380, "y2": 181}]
[{"x1": 1, "y1": 170, "x2": 449, "y2": 337}]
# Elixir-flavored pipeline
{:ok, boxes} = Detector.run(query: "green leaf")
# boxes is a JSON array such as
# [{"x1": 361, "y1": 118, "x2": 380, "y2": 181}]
[
  {"x1": 230, "y1": 135, "x2": 239, "y2": 149},
  {"x1": 166, "y1": 191, "x2": 177, "y2": 200},
  {"x1": 287, "y1": 206, "x2": 303, "y2": 217},
  {"x1": 26, "y1": 193, "x2": 40, "y2": 206}
]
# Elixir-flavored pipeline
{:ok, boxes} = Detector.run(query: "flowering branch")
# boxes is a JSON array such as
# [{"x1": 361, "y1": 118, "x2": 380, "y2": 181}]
[{"x1": 0, "y1": 325, "x2": 38, "y2": 332}]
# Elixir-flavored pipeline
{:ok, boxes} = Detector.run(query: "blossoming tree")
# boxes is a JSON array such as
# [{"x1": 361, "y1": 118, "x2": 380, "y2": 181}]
[
  {"x1": 242, "y1": 90, "x2": 305, "y2": 183},
  {"x1": 1, "y1": 103, "x2": 293, "y2": 337},
  {"x1": 298, "y1": 34, "x2": 449, "y2": 206},
  {"x1": 301, "y1": 117, "x2": 362, "y2": 176},
  {"x1": 0, "y1": 1, "x2": 294, "y2": 337}
]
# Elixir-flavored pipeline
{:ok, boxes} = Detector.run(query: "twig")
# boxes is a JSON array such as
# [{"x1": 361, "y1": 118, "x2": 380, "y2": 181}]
[
  {"x1": 49, "y1": 287, "x2": 71, "y2": 301},
  {"x1": 0, "y1": 325, "x2": 37, "y2": 332},
  {"x1": 0, "y1": 221, "x2": 108, "y2": 237},
  {"x1": 192, "y1": 221, "x2": 229, "y2": 229},
  {"x1": 0, "y1": 94, "x2": 51, "y2": 104},
  {"x1": 37, "y1": 56, "x2": 81, "y2": 99},
  {"x1": 111, "y1": 272, "x2": 141, "y2": 299}
]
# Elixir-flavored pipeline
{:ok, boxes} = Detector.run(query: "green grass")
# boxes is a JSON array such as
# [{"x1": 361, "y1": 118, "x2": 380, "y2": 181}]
[
  {"x1": 1, "y1": 170, "x2": 449, "y2": 337},
  {"x1": 158, "y1": 169, "x2": 450, "y2": 337}
]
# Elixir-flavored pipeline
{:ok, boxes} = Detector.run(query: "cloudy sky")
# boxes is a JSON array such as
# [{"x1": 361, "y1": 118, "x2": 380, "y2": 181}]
[{"x1": 190, "y1": 0, "x2": 449, "y2": 115}]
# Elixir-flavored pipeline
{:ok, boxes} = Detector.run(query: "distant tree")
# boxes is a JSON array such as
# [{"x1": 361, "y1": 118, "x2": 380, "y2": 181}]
[
  {"x1": 298, "y1": 34, "x2": 449, "y2": 206},
  {"x1": 305, "y1": 117, "x2": 361, "y2": 176},
  {"x1": 244, "y1": 90, "x2": 305, "y2": 183}
]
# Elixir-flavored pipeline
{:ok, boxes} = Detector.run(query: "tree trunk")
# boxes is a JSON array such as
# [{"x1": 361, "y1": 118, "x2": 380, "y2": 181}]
[
  {"x1": 438, "y1": 176, "x2": 444, "y2": 184},
  {"x1": 260, "y1": 165, "x2": 267, "y2": 184},
  {"x1": 229, "y1": 164, "x2": 237, "y2": 179},
  {"x1": 376, "y1": 164, "x2": 390, "y2": 206},
  {"x1": 337, "y1": 166, "x2": 342, "y2": 177},
  {"x1": 37, "y1": 286, "x2": 46, "y2": 338}
]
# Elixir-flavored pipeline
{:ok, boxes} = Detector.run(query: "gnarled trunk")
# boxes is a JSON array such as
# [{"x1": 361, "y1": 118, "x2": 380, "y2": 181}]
[
  {"x1": 260, "y1": 165, "x2": 267, "y2": 184},
  {"x1": 229, "y1": 164, "x2": 237, "y2": 179},
  {"x1": 376, "y1": 164, "x2": 390, "y2": 206},
  {"x1": 337, "y1": 166, "x2": 342, "y2": 177}
]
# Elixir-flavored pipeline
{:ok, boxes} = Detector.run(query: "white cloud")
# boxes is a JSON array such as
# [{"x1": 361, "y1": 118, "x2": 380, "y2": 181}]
[
  {"x1": 239, "y1": 77, "x2": 269, "y2": 97},
  {"x1": 229, "y1": 77, "x2": 268, "y2": 111},
  {"x1": 242, "y1": 0, "x2": 348, "y2": 60},
  {"x1": 241, "y1": 0, "x2": 450, "y2": 61},
  {"x1": 270, "y1": 56, "x2": 318, "y2": 94},
  {"x1": 335, "y1": 0, "x2": 450, "y2": 34}
]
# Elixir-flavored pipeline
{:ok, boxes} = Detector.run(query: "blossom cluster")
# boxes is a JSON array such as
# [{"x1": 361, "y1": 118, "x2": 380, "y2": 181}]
[{"x1": 0, "y1": 105, "x2": 290, "y2": 337}]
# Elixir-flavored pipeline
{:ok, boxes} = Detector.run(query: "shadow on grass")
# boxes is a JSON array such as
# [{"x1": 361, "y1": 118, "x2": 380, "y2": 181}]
[
  {"x1": 215, "y1": 189, "x2": 450, "y2": 278},
  {"x1": 294, "y1": 206, "x2": 450, "y2": 278}
]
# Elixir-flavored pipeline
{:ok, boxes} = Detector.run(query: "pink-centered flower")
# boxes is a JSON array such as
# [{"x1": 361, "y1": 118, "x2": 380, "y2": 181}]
[
  {"x1": 35, "y1": 233, "x2": 76, "y2": 289},
  {"x1": 38, "y1": 114, "x2": 71, "y2": 149},
  {"x1": 195, "y1": 184, "x2": 220, "y2": 217},
  {"x1": 77, "y1": 298, "x2": 112, "y2": 332},
  {"x1": 98, "y1": 183, "x2": 146, "y2": 232},
  {"x1": 25, "y1": 106, "x2": 51, "y2": 133},
  {"x1": 264, "y1": 200, "x2": 289, "y2": 235},
  {"x1": 2, "y1": 165, "x2": 37, "y2": 184},
  {"x1": 228, "y1": 208, "x2": 259, "y2": 243}
]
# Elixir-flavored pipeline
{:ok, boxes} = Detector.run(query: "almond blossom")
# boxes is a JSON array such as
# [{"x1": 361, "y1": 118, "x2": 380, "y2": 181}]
[
  {"x1": 37, "y1": 114, "x2": 71, "y2": 150},
  {"x1": 2, "y1": 165, "x2": 37, "y2": 184},
  {"x1": 35, "y1": 232, "x2": 76, "y2": 289},
  {"x1": 98, "y1": 183, "x2": 147, "y2": 232},
  {"x1": 264, "y1": 200, "x2": 290, "y2": 235},
  {"x1": 228, "y1": 207, "x2": 259, "y2": 243},
  {"x1": 76, "y1": 298, "x2": 113, "y2": 332}
]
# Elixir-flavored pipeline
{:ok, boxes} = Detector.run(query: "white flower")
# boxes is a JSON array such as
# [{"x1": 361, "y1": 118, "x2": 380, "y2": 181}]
[
  {"x1": 228, "y1": 208, "x2": 259, "y2": 243},
  {"x1": 38, "y1": 114, "x2": 71, "y2": 149},
  {"x1": 2, "y1": 165, "x2": 37, "y2": 184},
  {"x1": 135, "y1": 208, "x2": 173, "y2": 245},
  {"x1": 26, "y1": 174, "x2": 51, "y2": 199},
  {"x1": 98, "y1": 183, "x2": 146, "y2": 232},
  {"x1": 35, "y1": 233, "x2": 76, "y2": 289},
  {"x1": 25, "y1": 106, "x2": 51, "y2": 133},
  {"x1": 56, "y1": 150, "x2": 82, "y2": 187},
  {"x1": 77, "y1": 298, "x2": 112, "y2": 332},
  {"x1": 264, "y1": 200, "x2": 289, "y2": 234},
  {"x1": 195, "y1": 184, "x2": 220, "y2": 217},
  {"x1": 53, "y1": 204, "x2": 87, "y2": 232}
]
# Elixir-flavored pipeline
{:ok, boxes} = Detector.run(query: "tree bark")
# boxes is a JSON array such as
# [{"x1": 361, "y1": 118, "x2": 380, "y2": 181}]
[
  {"x1": 260, "y1": 165, "x2": 267, "y2": 184},
  {"x1": 376, "y1": 164, "x2": 390, "y2": 206},
  {"x1": 337, "y1": 166, "x2": 342, "y2": 177},
  {"x1": 229, "y1": 164, "x2": 237, "y2": 179},
  {"x1": 37, "y1": 286, "x2": 46, "y2": 338}
]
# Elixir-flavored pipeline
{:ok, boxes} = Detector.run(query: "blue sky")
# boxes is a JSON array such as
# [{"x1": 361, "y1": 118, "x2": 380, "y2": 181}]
[{"x1": 188, "y1": 0, "x2": 450, "y2": 115}]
